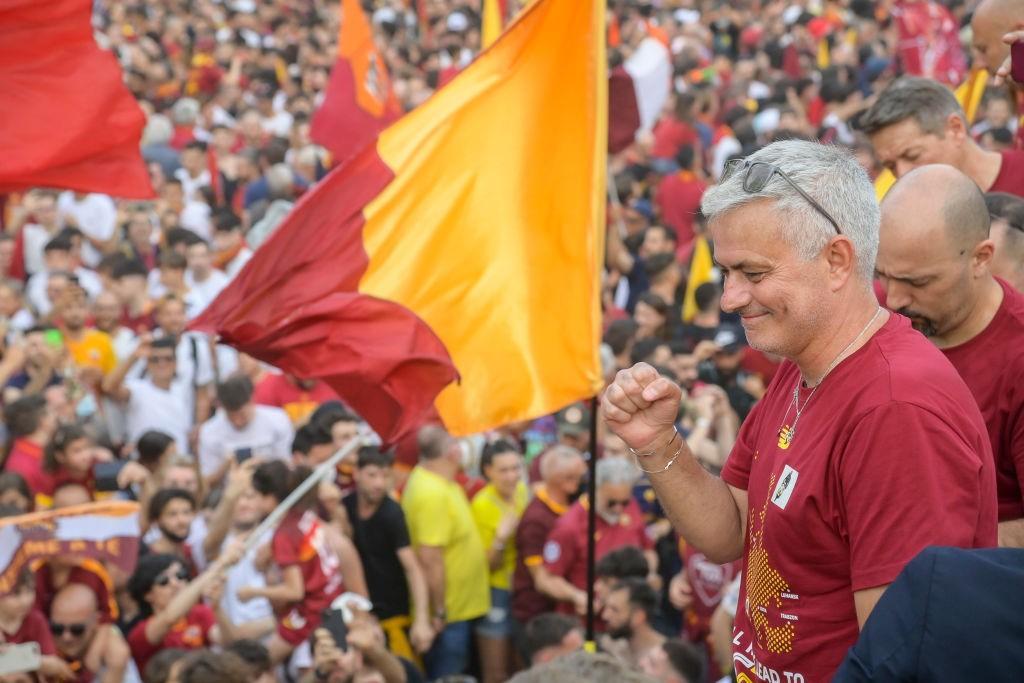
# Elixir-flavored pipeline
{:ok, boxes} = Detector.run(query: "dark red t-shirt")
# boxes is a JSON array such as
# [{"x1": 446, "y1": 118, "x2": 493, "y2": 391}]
[
  {"x1": 511, "y1": 487, "x2": 566, "y2": 622},
  {"x1": 722, "y1": 313, "x2": 997, "y2": 683},
  {"x1": 654, "y1": 172, "x2": 707, "y2": 259},
  {"x1": 679, "y1": 541, "x2": 740, "y2": 644},
  {"x1": 272, "y1": 510, "x2": 343, "y2": 615},
  {"x1": 0, "y1": 608, "x2": 56, "y2": 654},
  {"x1": 942, "y1": 278, "x2": 1024, "y2": 521},
  {"x1": 128, "y1": 604, "x2": 215, "y2": 673},
  {"x1": 651, "y1": 118, "x2": 699, "y2": 160},
  {"x1": 990, "y1": 150, "x2": 1024, "y2": 197},
  {"x1": 543, "y1": 497, "x2": 654, "y2": 600}
]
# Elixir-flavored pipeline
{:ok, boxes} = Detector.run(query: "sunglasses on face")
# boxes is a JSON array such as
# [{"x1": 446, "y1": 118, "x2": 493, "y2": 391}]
[
  {"x1": 722, "y1": 159, "x2": 843, "y2": 235},
  {"x1": 605, "y1": 498, "x2": 631, "y2": 509},
  {"x1": 154, "y1": 568, "x2": 190, "y2": 587},
  {"x1": 50, "y1": 622, "x2": 88, "y2": 637},
  {"x1": 148, "y1": 355, "x2": 175, "y2": 365}
]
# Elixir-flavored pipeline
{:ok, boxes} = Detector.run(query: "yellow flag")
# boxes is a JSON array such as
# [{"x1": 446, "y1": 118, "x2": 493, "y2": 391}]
[
  {"x1": 360, "y1": 0, "x2": 607, "y2": 435},
  {"x1": 482, "y1": 0, "x2": 502, "y2": 48},
  {"x1": 874, "y1": 69, "x2": 989, "y2": 201},
  {"x1": 682, "y1": 236, "x2": 714, "y2": 322}
]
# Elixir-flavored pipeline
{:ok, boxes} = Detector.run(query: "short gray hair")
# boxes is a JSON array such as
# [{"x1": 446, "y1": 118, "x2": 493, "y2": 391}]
[
  {"x1": 142, "y1": 114, "x2": 173, "y2": 147},
  {"x1": 701, "y1": 140, "x2": 879, "y2": 282},
  {"x1": 859, "y1": 76, "x2": 965, "y2": 136},
  {"x1": 596, "y1": 457, "x2": 638, "y2": 487},
  {"x1": 539, "y1": 445, "x2": 583, "y2": 480}
]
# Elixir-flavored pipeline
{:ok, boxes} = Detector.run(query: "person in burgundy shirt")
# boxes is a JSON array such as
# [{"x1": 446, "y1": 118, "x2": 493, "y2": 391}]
[
  {"x1": 245, "y1": 460, "x2": 345, "y2": 664},
  {"x1": 654, "y1": 145, "x2": 707, "y2": 261},
  {"x1": 650, "y1": 92, "x2": 701, "y2": 172},
  {"x1": 126, "y1": 547, "x2": 243, "y2": 674},
  {"x1": 861, "y1": 76, "x2": 1024, "y2": 198},
  {"x1": 540, "y1": 458, "x2": 657, "y2": 616},
  {"x1": 0, "y1": 567, "x2": 73, "y2": 680},
  {"x1": 252, "y1": 372, "x2": 339, "y2": 426},
  {"x1": 1, "y1": 394, "x2": 58, "y2": 499},
  {"x1": 878, "y1": 164, "x2": 1024, "y2": 546},
  {"x1": 511, "y1": 445, "x2": 586, "y2": 637},
  {"x1": 603, "y1": 140, "x2": 997, "y2": 683}
]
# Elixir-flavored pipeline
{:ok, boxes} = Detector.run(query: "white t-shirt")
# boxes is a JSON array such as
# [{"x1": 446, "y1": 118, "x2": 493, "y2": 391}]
[
  {"x1": 21, "y1": 223, "x2": 55, "y2": 276},
  {"x1": 127, "y1": 330, "x2": 214, "y2": 400},
  {"x1": 174, "y1": 168, "x2": 212, "y2": 202},
  {"x1": 125, "y1": 377, "x2": 193, "y2": 451},
  {"x1": 224, "y1": 248, "x2": 253, "y2": 281},
  {"x1": 180, "y1": 201, "x2": 212, "y2": 241},
  {"x1": 56, "y1": 192, "x2": 117, "y2": 267},
  {"x1": 185, "y1": 269, "x2": 230, "y2": 316},
  {"x1": 220, "y1": 529, "x2": 274, "y2": 626},
  {"x1": 197, "y1": 405, "x2": 293, "y2": 477},
  {"x1": 260, "y1": 110, "x2": 294, "y2": 137}
]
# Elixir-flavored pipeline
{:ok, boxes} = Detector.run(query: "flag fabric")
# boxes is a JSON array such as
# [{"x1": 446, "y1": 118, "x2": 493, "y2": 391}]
[
  {"x1": 682, "y1": 235, "x2": 714, "y2": 322},
  {"x1": 482, "y1": 0, "x2": 502, "y2": 48},
  {"x1": 0, "y1": 0, "x2": 153, "y2": 198},
  {"x1": 193, "y1": 0, "x2": 607, "y2": 441},
  {"x1": 892, "y1": 0, "x2": 967, "y2": 87},
  {"x1": 0, "y1": 502, "x2": 140, "y2": 595},
  {"x1": 311, "y1": 0, "x2": 402, "y2": 164},
  {"x1": 873, "y1": 71, "x2": 987, "y2": 201},
  {"x1": 623, "y1": 37, "x2": 672, "y2": 134},
  {"x1": 608, "y1": 65, "x2": 642, "y2": 153}
]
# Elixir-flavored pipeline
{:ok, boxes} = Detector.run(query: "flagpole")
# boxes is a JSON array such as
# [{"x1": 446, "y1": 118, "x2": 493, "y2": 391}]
[
  {"x1": 584, "y1": 394, "x2": 600, "y2": 648},
  {"x1": 241, "y1": 438, "x2": 362, "y2": 553}
]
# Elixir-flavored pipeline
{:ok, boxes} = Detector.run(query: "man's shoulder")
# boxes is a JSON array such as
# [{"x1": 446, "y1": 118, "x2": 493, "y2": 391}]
[{"x1": 253, "y1": 404, "x2": 291, "y2": 426}]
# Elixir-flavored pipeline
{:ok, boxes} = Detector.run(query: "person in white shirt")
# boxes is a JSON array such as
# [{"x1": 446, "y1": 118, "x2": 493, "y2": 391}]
[
  {"x1": 212, "y1": 210, "x2": 253, "y2": 281},
  {"x1": 173, "y1": 140, "x2": 212, "y2": 201},
  {"x1": 56, "y1": 192, "x2": 117, "y2": 268},
  {"x1": 197, "y1": 373, "x2": 293, "y2": 488},
  {"x1": 185, "y1": 239, "x2": 229, "y2": 316},
  {"x1": 103, "y1": 335, "x2": 193, "y2": 452},
  {"x1": 0, "y1": 280, "x2": 36, "y2": 336},
  {"x1": 26, "y1": 235, "x2": 103, "y2": 316},
  {"x1": 127, "y1": 294, "x2": 214, "y2": 432},
  {"x1": 21, "y1": 190, "x2": 62, "y2": 276}
]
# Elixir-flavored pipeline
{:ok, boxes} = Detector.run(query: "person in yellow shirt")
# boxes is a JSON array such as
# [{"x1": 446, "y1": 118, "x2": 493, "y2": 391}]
[
  {"x1": 401, "y1": 426, "x2": 490, "y2": 679},
  {"x1": 471, "y1": 439, "x2": 529, "y2": 683},
  {"x1": 56, "y1": 287, "x2": 116, "y2": 394}
]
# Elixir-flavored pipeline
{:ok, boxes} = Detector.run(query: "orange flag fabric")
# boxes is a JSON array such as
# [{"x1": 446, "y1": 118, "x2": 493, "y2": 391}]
[{"x1": 193, "y1": 0, "x2": 606, "y2": 440}]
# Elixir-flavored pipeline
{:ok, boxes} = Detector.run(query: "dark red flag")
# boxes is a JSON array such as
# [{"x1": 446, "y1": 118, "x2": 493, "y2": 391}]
[
  {"x1": 189, "y1": 147, "x2": 458, "y2": 446},
  {"x1": 0, "y1": 0, "x2": 154, "y2": 197},
  {"x1": 892, "y1": 0, "x2": 967, "y2": 87}
]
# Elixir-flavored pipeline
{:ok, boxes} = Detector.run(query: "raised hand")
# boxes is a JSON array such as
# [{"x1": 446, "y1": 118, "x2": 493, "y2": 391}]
[{"x1": 602, "y1": 362, "x2": 682, "y2": 451}]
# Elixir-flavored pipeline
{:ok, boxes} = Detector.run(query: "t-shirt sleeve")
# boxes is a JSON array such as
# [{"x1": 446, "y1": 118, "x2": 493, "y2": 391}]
[
  {"x1": 1009, "y1": 381, "x2": 1024, "y2": 514},
  {"x1": 515, "y1": 512, "x2": 547, "y2": 568},
  {"x1": 385, "y1": 502, "x2": 412, "y2": 550},
  {"x1": 272, "y1": 526, "x2": 301, "y2": 568},
  {"x1": 272, "y1": 411, "x2": 294, "y2": 461},
  {"x1": 838, "y1": 402, "x2": 990, "y2": 592},
  {"x1": 542, "y1": 517, "x2": 578, "y2": 578},
  {"x1": 720, "y1": 397, "x2": 765, "y2": 491},
  {"x1": 128, "y1": 619, "x2": 158, "y2": 662}
]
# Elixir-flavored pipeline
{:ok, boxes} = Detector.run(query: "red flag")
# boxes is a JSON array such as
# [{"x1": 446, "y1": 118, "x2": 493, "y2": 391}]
[
  {"x1": 190, "y1": 148, "x2": 459, "y2": 446},
  {"x1": 0, "y1": 0, "x2": 154, "y2": 198},
  {"x1": 892, "y1": 0, "x2": 967, "y2": 87},
  {"x1": 311, "y1": 0, "x2": 402, "y2": 163},
  {"x1": 608, "y1": 65, "x2": 641, "y2": 153}
]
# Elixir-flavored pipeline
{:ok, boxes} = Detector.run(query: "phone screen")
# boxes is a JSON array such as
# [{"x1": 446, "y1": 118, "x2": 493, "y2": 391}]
[
  {"x1": 0, "y1": 642, "x2": 41, "y2": 675},
  {"x1": 93, "y1": 461, "x2": 126, "y2": 492},
  {"x1": 234, "y1": 447, "x2": 254, "y2": 464}
]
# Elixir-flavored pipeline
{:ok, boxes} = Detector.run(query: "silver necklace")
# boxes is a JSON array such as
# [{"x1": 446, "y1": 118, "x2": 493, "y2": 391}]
[{"x1": 777, "y1": 307, "x2": 883, "y2": 450}]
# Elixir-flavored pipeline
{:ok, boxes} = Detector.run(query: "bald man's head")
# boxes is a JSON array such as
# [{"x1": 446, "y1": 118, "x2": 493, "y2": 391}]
[
  {"x1": 972, "y1": 0, "x2": 1024, "y2": 73},
  {"x1": 50, "y1": 583, "x2": 100, "y2": 658},
  {"x1": 883, "y1": 164, "x2": 990, "y2": 248},
  {"x1": 877, "y1": 165, "x2": 997, "y2": 340}
]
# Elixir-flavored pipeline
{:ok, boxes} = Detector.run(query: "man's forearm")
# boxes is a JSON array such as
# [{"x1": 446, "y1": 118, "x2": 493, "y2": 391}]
[
  {"x1": 362, "y1": 644, "x2": 407, "y2": 683},
  {"x1": 417, "y1": 550, "x2": 446, "y2": 613},
  {"x1": 998, "y1": 518, "x2": 1024, "y2": 548},
  {"x1": 535, "y1": 570, "x2": 584, "y2": 604},
  {"x1": 644, "y1": 439, "x2": 745, "y2": 564}
]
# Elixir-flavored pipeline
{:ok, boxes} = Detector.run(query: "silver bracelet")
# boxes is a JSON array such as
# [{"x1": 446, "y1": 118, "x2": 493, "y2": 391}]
[
  {"x1": 628, "y1": 428, "x2": 679, "y2": 457},
  {"x1": 634, "y1": 432, "x2": 684, "y2": 474}
]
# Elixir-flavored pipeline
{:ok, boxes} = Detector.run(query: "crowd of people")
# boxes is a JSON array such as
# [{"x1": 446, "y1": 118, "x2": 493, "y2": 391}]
[{"x1": 1, "y1": 0, "x2": 1023, "y2": 681}]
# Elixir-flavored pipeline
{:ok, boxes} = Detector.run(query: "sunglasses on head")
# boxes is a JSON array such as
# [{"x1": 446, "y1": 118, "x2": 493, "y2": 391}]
[
  {"x1": 50, "y1": 622, "x2": 88, "y2": 637},
  {"x1": 155, "y1": 568, "x2": 190, "y2": 587},
  {"x1": 722, "y1": 159, "x2": 843, "y2": 235}
]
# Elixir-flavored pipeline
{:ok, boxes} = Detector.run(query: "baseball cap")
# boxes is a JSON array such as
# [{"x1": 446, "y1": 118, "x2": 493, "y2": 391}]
[
  {"x1": 713, "y1": 325, "x2": 746, "y2": 354},
  {"x1": 556, "y1": 403, "x2": 591, "y2": 436}
]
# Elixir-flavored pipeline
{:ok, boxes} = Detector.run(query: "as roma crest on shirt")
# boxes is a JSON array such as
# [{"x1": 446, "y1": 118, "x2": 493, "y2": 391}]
[{"x1": 771, "y1": 465, "x2": 799, "y2": 510}]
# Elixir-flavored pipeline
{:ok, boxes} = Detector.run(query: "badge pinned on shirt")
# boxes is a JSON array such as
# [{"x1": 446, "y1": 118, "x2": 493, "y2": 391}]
[
  {"x1": 543, "y1": 540, "x2": 561, "y2": 563},
  {"x1": 771, "y1": 465, "x2": 799, "y2": 510}
]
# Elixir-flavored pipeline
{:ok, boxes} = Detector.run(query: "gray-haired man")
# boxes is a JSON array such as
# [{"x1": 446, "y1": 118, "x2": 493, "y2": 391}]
[
  {"x1": 603, "y1": 140, "x2": 997, "y2": 682},
  {"x1": 860, "y1": 76, "x2": 1024, "y2": 196}
]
